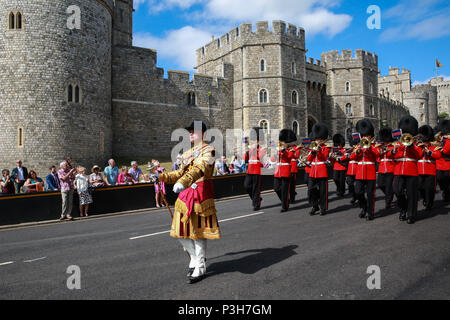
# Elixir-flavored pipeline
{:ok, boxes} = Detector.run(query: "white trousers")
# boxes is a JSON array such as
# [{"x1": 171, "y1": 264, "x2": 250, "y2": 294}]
[{"x1": 178, "y1": 239, "x2": 207, "y2": 277}]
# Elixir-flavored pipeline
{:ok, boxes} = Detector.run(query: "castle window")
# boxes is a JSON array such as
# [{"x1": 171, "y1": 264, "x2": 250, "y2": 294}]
[
  {"x1": 345, "y1": 82, "x2": 351, "y2": 92},
  {"x1": 369, "y1": 104, "x2": 374, "y2": 116},
  {"x1": 260, "y1": 60, "x2": 265, "y2": 72},
  {"x1": 345, "y1": 103, "x2": 352, "y2": 115},
  {"x1": 291, "y1": 62, "x2": 296, "y2": 75},
  {"x1": 369, "y1": 83, "x2": 374, "y2": 95},
  {"x1": 8, "y1": 12, "x2": 15, "y2": 29},
  {"x1": 312, "y1": 82, "x2": 316, "y2": 90},
  {"x1": 236, "y1": 27, "x2": 239, "y2": 37},
  {"x1": 68, "y1": 85, "x2": 73, "y2": 103},
  {"x1": 226, "y1": 33, "x2": 230, "y2": 44},
  {"x1": 420, "y1": 102, "x2": 425, "y2": 109},
  {"x1": 420, "y1": 114, "x2": 425, "y2": 122},
  {"x1": 217, "y1": 39, "x2": 220, "y2": 48},
  {"x1": 307, "y1": 81, "x2": 311, "y2": 89},
  {"x1": 291, "y1": 90, "x2": 298, "y2": 105},
  {"x1": 292, "y1": 121, "x2": 299, "y2": 135},
  {"x1": 259, "y1": 120, "x2": 269, "y2": 134},
  {"x1": 188, "y1": 92, "x2": 196, "y2": 106},
  {"x1": 259, "y1": 89, "x2": 268, "y2": 104},
  {"x1": 74, "y1": 85, "x2": 80, "y2": 103},
  {"x1": 18, "y1": 127, "x2": 24, "y2": 147}
]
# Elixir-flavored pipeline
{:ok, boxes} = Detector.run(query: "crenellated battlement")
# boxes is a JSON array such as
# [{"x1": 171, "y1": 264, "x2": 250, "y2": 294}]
[
  {"x1": 165, "y1": 70, "x2": 226, "y2": 88},
  {"x1": 321, "y1": 49, "x2": 378, "y2": 70},
  {"x1": 196, "y1": 20, "x2": 305, "y2": 68}
]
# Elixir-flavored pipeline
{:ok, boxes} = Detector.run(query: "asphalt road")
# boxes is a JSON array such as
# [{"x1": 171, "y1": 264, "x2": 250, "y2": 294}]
[{"x1": 0, "y1": 184, "x2": 449, "y2": 300}]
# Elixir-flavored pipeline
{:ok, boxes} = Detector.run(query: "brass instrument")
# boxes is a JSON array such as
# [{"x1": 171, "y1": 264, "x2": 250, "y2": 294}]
[
  {"x1": 360, "y1": 137, "x2": 374, "y2": 149},
  {"x1": 399, "y1": 133, "x2": 415, "y2": 147},
  {"x1": 310, "y1": 141, "x2": 319, "y2": 151}
]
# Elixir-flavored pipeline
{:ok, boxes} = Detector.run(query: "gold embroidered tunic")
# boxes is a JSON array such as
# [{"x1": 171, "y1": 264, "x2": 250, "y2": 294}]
[{"x1": 159, "y1": 142, "x2": 221, "y2": 240}]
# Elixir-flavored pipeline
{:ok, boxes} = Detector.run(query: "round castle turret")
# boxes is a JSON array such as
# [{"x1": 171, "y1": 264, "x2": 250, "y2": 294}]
[
  {"x1": 0, "y1": 0, "x2": 113, "y2": 174},
  {"x1": 403, "y1": 84, "x2": 438, "y2": 127}
]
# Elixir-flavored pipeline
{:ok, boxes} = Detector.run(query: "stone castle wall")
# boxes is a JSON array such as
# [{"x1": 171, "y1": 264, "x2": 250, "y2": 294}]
[{"x1": 0, "y1": 0, "x2": 112, "y2": 175}]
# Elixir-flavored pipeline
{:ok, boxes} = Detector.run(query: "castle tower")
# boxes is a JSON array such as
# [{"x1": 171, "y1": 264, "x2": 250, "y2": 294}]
[
  {"x1": 404, "y1": 85, "x2": 438, "y2": 127},
  {"x1": 0, "y1": 0, "x2": 113, "y2": 174},
  {"x1": 195, "y1": 21, "x2": 308, "y2": 138},
  {"x1": 113, "y1": 0, "x2": 133, "y2": 46},
  {"x1": 321, "y1": 49, "x2": 379, "y2": 137}
]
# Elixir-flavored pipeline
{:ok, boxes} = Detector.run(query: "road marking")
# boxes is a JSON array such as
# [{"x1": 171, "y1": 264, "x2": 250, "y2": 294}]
[
  {"x1": 0, "y1": 261, "x2": 14, "y2": 266},
  {"x1": 129, "y1": 211, "x2": 265, "y2": 240},
  {"x1": 24, "y1": 257, "x2": 47, "y2": 263}
]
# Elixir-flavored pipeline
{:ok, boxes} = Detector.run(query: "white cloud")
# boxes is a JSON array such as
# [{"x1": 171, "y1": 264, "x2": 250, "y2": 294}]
[
  {"x1": 412, "y1": 75, "x2": 450, "y2": 86},
  {"x1": 203, "y1": 0, "x2": 352, "y2": 37},
  {"x1": 133, "y1": 26, "x2": 213, "y2": 71}
]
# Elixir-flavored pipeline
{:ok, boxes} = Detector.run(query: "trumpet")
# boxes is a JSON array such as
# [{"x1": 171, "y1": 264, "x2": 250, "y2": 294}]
[{"x1": 360, "y1": 137, "x2": 374, "y2": 149}]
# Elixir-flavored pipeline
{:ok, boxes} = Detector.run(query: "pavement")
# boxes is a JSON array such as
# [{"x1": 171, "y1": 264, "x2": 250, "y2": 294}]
[{"x1": 0, "y1": 184, "x2": 449, "y2": 300}]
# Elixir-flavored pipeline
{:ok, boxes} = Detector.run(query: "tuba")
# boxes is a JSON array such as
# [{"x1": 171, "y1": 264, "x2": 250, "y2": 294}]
[{"x1": 400, "y1": 133, "x2": 414, "y2": 147}]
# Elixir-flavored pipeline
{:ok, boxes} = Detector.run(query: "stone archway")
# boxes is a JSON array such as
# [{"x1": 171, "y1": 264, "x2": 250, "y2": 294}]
[{"x1": 307, "y1": 116, "x2": 317, "y2": 135}]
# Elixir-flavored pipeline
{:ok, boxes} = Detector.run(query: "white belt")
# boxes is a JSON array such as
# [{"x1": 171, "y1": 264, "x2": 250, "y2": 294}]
[
  {"x1": 358, "y1": 162, "x2": 375, "y2": 165},
  {"x1": 395, "y1": 158, "x2": 417, "y2": 162},
  {"x1": 291, "y1": 159, "x2": 297, "y2": 162},
  {"x1": 277, "y1": 163, "x2": 290, "y2": 166},
  {"x1": 349, "y1": 161, "x2": 358, "y2": 164},
  {"x1": 249, "y1": 160, "x2": 260, "y2": 163},
  {"x1": 418, "y1": 160, "x2": 435, "y2": 163},
  {"x1": 311, "y1": 162, "x2": 327, "y2": 165},
  {"x1": 380, "y1": 159, "x2": 393, "y2": 162}
]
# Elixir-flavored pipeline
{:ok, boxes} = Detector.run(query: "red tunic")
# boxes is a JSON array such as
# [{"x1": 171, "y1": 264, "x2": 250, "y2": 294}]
[
  {"x1": 340, "y1": 152, "x2": 358, "y2": 176},
  {"x1": 389, "y1": 144, "x2": 423, "y2": 176},
  {"x1": 307, "y1": 147, "x2": 330, "y2": 178},
  {"x1": 418, "y1": 145, "x2": 441, "y2": 176},
  {"x1": 243, "y1": 146, "x2": 267, "y2": 175},
  {"x1": 274, "y1": 148, "x2": 294, "y2": 178},
  {"x1": 350, "y1": 147, "x2": 379, "y2": 180},
  {"x1": 288, "y1": 146, "x2": 301, "y2": 174},
  {"x1": 437, "y1": 139, "x2": 450, "y2": 171},
  {"x1": 376, "y1": 145, "x2": 395, "y2": 174},
  {"x1": 332, "y1": 147, "x2": 347, "y2": 171}
]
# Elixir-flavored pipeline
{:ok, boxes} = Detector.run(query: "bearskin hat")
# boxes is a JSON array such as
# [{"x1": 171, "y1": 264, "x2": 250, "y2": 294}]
[
  {"x1": 333, "y1": 133, "x2": 345, "y2": 147},
  {"x1": 378, "y1": 127, "x2": 394, "y2": 143},
  {"x1": 418, "y1": 125, "x2": 434, "y2": 142},
  {"x1": 356, "y1": 119, "x2": 375, "y2": 137},
  {"x1": 311, "y1": 123, "x2": 329, "y2": 140},
  {"x1": 398, "y1": 116, "x2": 418, "y2": 136},
  {"x1": 439, "y1": 119, "x2": 450, "y2": 135},
  {"x1": 279, "y1": 129, "x2": 297, "y2": 143}
]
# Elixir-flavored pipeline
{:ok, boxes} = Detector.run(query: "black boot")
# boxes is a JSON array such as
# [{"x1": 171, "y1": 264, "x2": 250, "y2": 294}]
[
  {"x1": 309, "y1": 207, "x2": 318, "y2": 216},
  {"x1": 407, "y1": 217, "x2": 415, "y2": 224},
  {"x1": 359, "y1": 209, "x2": 366, "y2": 219},
  {"x1": 399, "y1": 210, "x2": 407, "y2": 221},
  {"x1": 366, "y1": 214, "x2": 374, "y2": 221}
]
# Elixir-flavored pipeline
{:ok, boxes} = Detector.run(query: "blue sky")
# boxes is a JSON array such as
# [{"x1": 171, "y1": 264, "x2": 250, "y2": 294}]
[{"x1": 132, "y1": 0, "x2": 450, "y2": 85}]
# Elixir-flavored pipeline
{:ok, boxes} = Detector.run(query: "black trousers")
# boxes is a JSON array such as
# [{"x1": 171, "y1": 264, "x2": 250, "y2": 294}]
[
  {"x1": 308, "y1": 177, "x2": 328, "y2": 212},
  {"x1": 305, "y1": 172, "x2": 311, "y2": 204},
  {"x1": 393, "y1": 175, "x2": 419, "y2": 219},
  {"x1": 244, "y1": 174, "x2": 262, "y2": 209},
  {"x1": 289, "y1": 173, "x2": 297, "y2": 203},
  {"x1": 436, "y1": 170, "x2": 450, "y2": 201},
  {"x1": 274, "y1": 177, "x2": 291, "y2": 210},
  {"x1": 418, "y1": 175, "x2": 436, "y2": 209},
  {"x1": 355, "y1": 180, "x2": 377, "y2": 217},
  {"x1": 377, "y1": 173, "x2": 394, "y2": 206},
  {"x1": 333, "y1": 170, "x2": 346, "y2": 196},
  {"x1": 346, "y1": 175, "x2": 356, "y2": 201}
]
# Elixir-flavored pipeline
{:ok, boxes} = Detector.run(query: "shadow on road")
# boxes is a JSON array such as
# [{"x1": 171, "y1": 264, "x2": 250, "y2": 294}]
[{"x1": 207, "y1": 245, "x2": 298, "y2": 276}]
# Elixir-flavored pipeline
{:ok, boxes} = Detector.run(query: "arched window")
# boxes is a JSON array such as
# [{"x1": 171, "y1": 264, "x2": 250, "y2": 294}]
[
  {"x1": 74, "y1": 85, "x2": 80, "y2": 103},
  {"x1": 291, "y1": 90, "x2": 298, "y2": 105},
  {"x1": 9, "y1": 12, "x2": 15, "y2": 30},
  {"x1": 187, "y1": 92, "x2": 196, "y2": 106},
  {"x1": 259, "y1": 120, "x2": 269, "y2": 133},
  {"x1": 259, "y1": 89, "x2": 268, "y2": 104},
  {"x1": 16, "y1": 12, "x2": 22, "y2": 29},
  {"x1": 307, "y1": 81, "x2": 311, "y2": 89},
  {"x1": 369, "y1": 83, "x2": 373, "y2": 95},
  {"x1": 312, "y1": 82, "x2": 316, "y2": 90},
  {"x1": 345, "y1": 103, "x2": 352, "y2": 115},
  {"x1": 345, "y1": 82, "x2": 351, "y2": 92},
  {"x1": 260, "y1": 59, "x2": 265, "y2": 72},
  {"x1": 68, "y1": 85, "x2": 73, "y2": 103},
  {"x1": 420, "y1": 114, "x2": 425, "y2": 122},
  {"x1": 292, "y1": 121, "x2": 299, "y2": 135},
  {"x1": 369, "y1": 104, "x2": 374, "y2": 116}
]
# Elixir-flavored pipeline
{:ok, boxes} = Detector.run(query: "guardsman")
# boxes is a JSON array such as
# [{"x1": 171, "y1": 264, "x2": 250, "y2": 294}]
[
  {"x1": 376, "y1": 127, "x2": 396, "y2": 210},
  {"x1": 350, "y1": 120, "x2": 379, "y2": 221},
  {"x1": 274, "y1": 129, "x2": 296, "y2": 212},
  {"x1": 156, "y1": 121, "x2": 220, "y2": 284},
  {"x1": 288, "y1": 142, "x2": 302, "y2": 204},
  {"x1": 307, "y1": 123, "x2": 331, "y2": 216},
  {"x1": 243, "y1": 127, "x2": 267, "y2": 211},
  {"x1": 417, "y1": 125, "x2": 442, "y2": 211},
  {"x1": 338, "y1": 135, "x2": 358, "y2": 205},
  {"x1": 389, "y1": 116, "x2": 423, "y2": 224},
  {"x1": 436, "y1": 120, "x2": 450, "y2": 202},
  {"x1": 331, "y1": 133, "x2": 347, "y2": 198}
]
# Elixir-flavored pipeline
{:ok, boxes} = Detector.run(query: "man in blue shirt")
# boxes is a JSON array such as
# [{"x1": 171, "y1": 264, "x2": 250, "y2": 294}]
[
  {"x1": 104, "y1": 159, "x2": 119, "y2": 186},
  {"x1": 46, "y1": 166, "x2": 60, "y2": 191}
]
